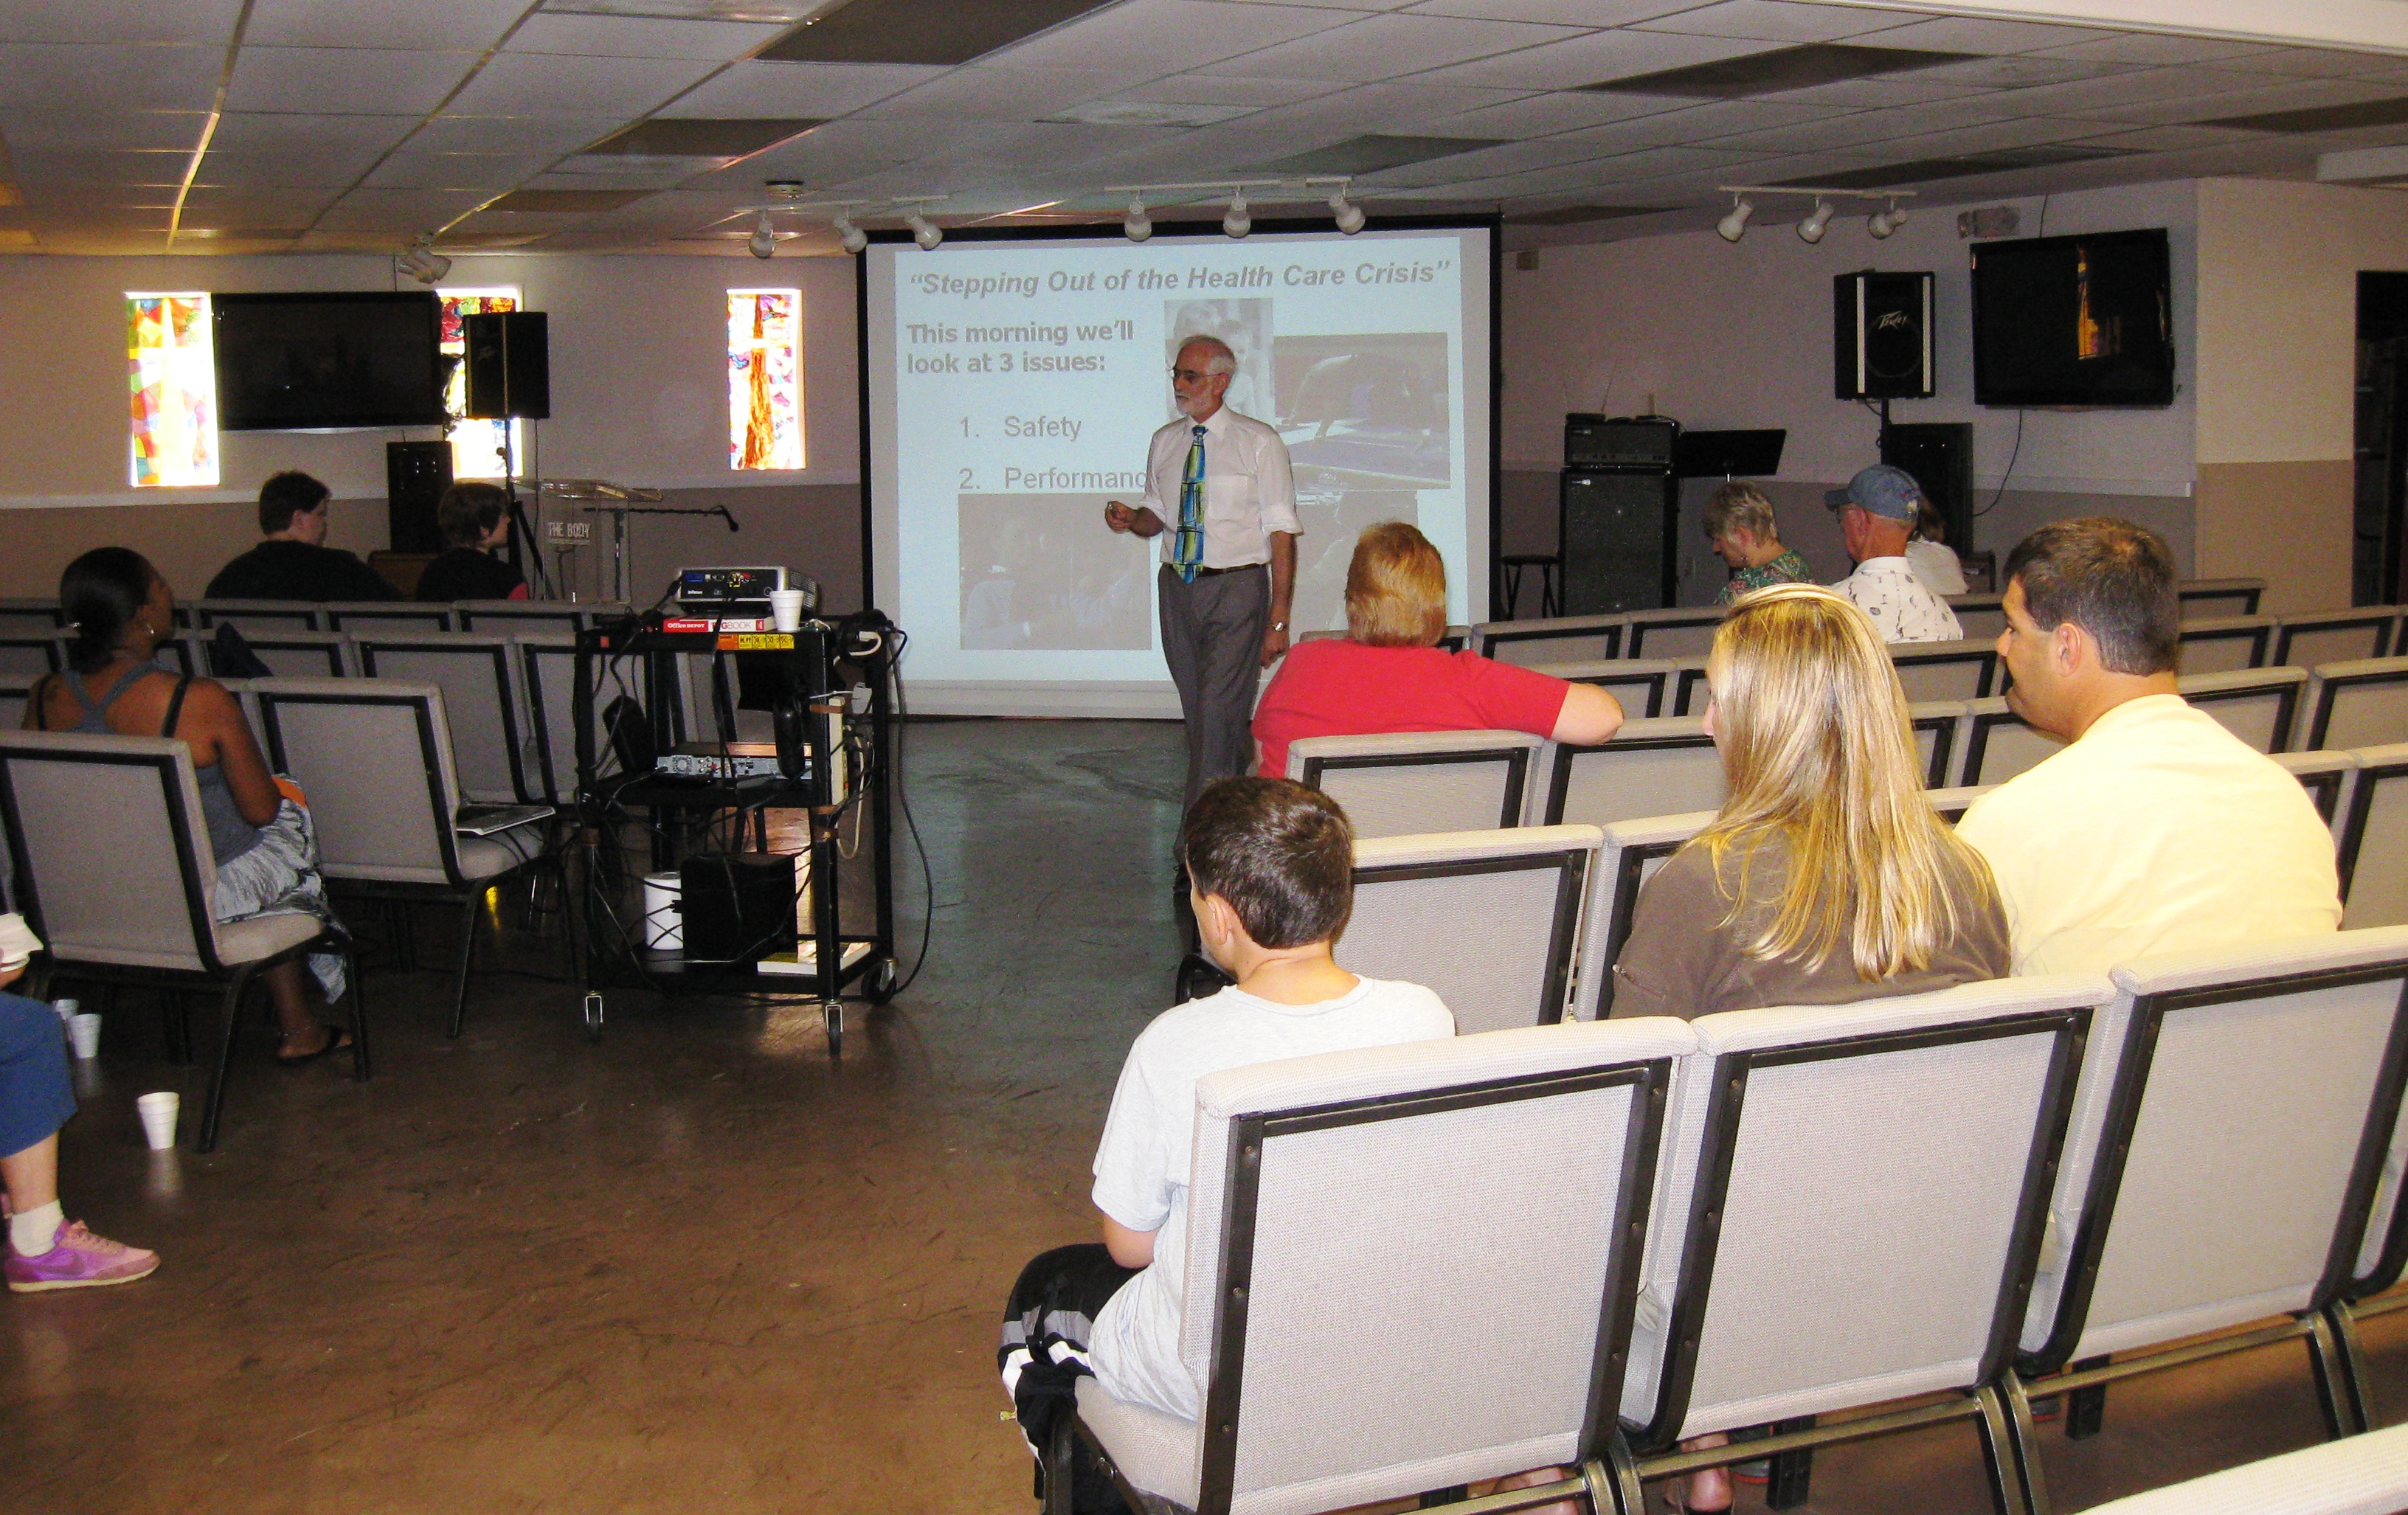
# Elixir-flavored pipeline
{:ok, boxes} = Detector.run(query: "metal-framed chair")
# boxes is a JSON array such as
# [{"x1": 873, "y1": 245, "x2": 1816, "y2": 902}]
[
  {"x1": 1613, "y1": 974, "x2": 2106, "y2": 1515},
  {"x1": 2176, "y1": 615, "x2": 2274, "y2": 674},
  {"x1": 1947, "y1": 593, "x2": 2008, "y2": 641},
  {"x1": 319, "y1": 601, "x2": 454, "y2": 636},
  {"x1": 2274, "y1": 749, "x2": 2358, "y2": 828},
  {"x1": 1344, "y1": 824, "x2": 1601, "y2": 1034},
  {"x1": 2276, "y1": 608, "x2": 2398, "y2": 670},
  {"x1": 1929, "y1": 783, "x2": 1996, "y2": 824},
  {"x1": 0, "y1": 729, "x2": 365, "y2": 1153},
  {"x1": 1543, "y1": 716, "x2": 1724, "y2": 830},
  {"x1": 2303, "y1": 656, "x2": 2408, "y2": 752},
  {"x1": 191, "y1": 599, "x2": 323, "y2": 635},
  {"x1": 1668, "y1": 657, "x2": 1712, "y2": 717},
  {"x1": 353, "y1": 632, "x2": 536, "y2": 805},
  {"x1": 2069, "y1": 1420, "x2": 2408, "y2": 1515},
  {"x1": 0, "y1": 631, "x2": 65, "y2": 681},
  {"x1": 2177, "y1": 578, "x2": 2266, "y2": 618},
  {"x1": 1889, "y1": 638, "x2": 2000, "y2": 703},
  {"x1": 1287, "y1": 729, "x2": 1543, "y2": 839},
  {"x1": 454, "y1": 600, "x2": 587, "y2": 637},
  {"x1": 2337, "y1": 744, "x2": 2408, "y2": 929},
  {"x1": 1056, "y1": 1016, "x2": 1693, "y2": 1515},
  {"x1": 250, "y1": 678, "x2": 553, "y2": 1038},
  {"x1": 0, "y1": 597, "x2": 62, "y2": 636},
  {"x1": 1911, "y1": 700, "x2": 1968, "y2": 787},
  {"x1": 1521, "y1": 658, "x2": 1678, "y2": 719},
  {"x1": 2176, "y1": 665, "x2": 2307, "y2": 754},
  {"x1": 202, "y1": 628, "x2": 353, "y2": 679},
  {"x1": 2006, "y1": 929, "x2": 2408, "y2": 1507},
  {"x1": 1622, "y1": 606, "x2": 1726, "y2": 660},
  {"x1": 1575, "y1": 809, "x2": 1712, "y2": 1022},
  {"x1": 1471, "y1": 614, "x2": 1625, "y2": 668},
  {"x1": 1956, "y1": 699, "x2": 2069, "y2": 788}
]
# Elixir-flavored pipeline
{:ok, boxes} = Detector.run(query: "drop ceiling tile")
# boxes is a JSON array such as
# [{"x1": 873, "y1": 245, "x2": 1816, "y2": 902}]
[
  {"x1": 2072, "y1": 122, "x2": 2272, "y2": 152},
  {"x1": 657, "y1": 60, "x2": 940, "y2": 117},
  {"x1": 2092, "y1": 75, "x2": 2403, "y2": 127},
  {"x1": 0, "y1": 0, "x2": 234, "y2": 46},
  {"x1": 1547, "y1": 97, "x2": 1824, "y2": 148},
  {"x1": 1630, "y1": 1, "x2": 1922, "y2": 44},
  {"x1": 1993, "y1": 65, "x2": 2263, "y2": 117},
  {"x1": 209, "y1": 113, "x2": 422, "y2": 155},
  {"x1": 1751, "y1": 74, "x2": 1995, "y2": 106},
  {"x1": 1402, "y1": 0, "x2": 1697, "y2": 23},
  {"x1": 992, "y1": 0, "x2": 1358, "y2": 72},
  {"x1": 1701, "y1": 111, "x2": 1906, "y2": 153},
  {"x1": 1906, "y1": 55, "x2": 2137, "y2": 89},
  {"x1": 2030, "y1": 34, "x2": 2275, "y2": 67},
  {"x1": 2227, "y1": 48, "x2": 2408, "y2": 80},
  {"x1": 1878, "y1": 117, "x2": 2119, "y2": 157},
  {"x1": 314, "y1": 188, "x2": 499, "y2": 230},
  {"x1": 1578, "y1": 142, "x2": 1758, "y2": 178},
  {"x1": 505, "y1": 13, "x2": 788, "y2": 60},
  {"x1": 0, "y1": 110, "x2": 207, "y2": 149},
  {"x1": 412, "y1": 115, "x2": 632, "y2": 156},
  {"x1": 1115, "y1": 74, "x2": 1341, "y2": 106},
  {"x1": 440, "y1": 51, "x2": 719, "y2": 117},
  {"x1": 1353, "y1": 134, "x2": 1605, "y2": 185},
  {"x1": 1197, "y1": 13, "x2": 1587, "y2": 84},
  {"x1": 7, "y1": 145, "x2": 187, "y2": 186},
  {"x1": 361, "y1": 151, "x2": 560, "y2": 190},
  {"x1": 1406, "y1": 27, "x2": 1783, "y2": 90},
  {"x1": 226, "y1": 46, "x2": 480, "y2": 116},
  {"x1": 1430, "y1": 89, "x2": 1694, "y2": 137},
  {"x1": 859, "y1": 66, "x2": 1136, "y2": 120},
  {"x1": 245, "y1": 0, "x2": 528, "y2": 52},
  {"x1": 190, "y1": 147, "x2": 391, "y2": 186},
  {"x1": 0, "y1": 43, "x2": 223, "y2": 111},
  {"x1": 1852, "y1": 16, "x2": 2118, "y2": 56}
]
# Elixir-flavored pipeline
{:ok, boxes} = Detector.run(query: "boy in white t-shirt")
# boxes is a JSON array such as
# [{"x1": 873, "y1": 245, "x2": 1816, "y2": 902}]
[{"x1": 998, "y1": 777, "x2": 1453, "y2": 1508}]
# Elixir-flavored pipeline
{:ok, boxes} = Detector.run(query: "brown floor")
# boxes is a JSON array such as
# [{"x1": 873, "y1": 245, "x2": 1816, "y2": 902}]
[{"x1": 7, "y1": 718, "x2": 2407, "y2": 1514}]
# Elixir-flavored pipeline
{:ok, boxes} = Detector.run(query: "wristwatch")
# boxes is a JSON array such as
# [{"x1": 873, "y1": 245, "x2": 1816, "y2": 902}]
[{"x1": 1270, "y1": 620, "x2": 1287, "y2": 631}]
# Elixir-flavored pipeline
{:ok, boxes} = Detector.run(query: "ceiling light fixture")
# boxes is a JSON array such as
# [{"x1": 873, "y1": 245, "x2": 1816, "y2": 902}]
[
  {"x1": 1124, "y1": 194, "x2": 1152, "y2": 243},
  {"x1": 1223, "y1": 193, "x2": 1250, "y2": 239},
  {"x1": 747, "y1": 213, "x2": 776, "y2": 259},
  {"x1": 1329, "y1": 185, "x2": 1365, "y2": 235},
  {"x1": 1717, "y1": 185, "x2": 1916, "y2": 247},
  {"x1": 397, "y1": 234, "x2": 451, "y2": 283},
  {"x1": 1798, "y1": 198, "x2": 1834, "y2": 244},
  {"x1": 1716, "y1": 195, "x2": 1754, "y2": 242},
  {"x1": 834, "y1": 215, "x2": 866, "y2": 254},
  {"x1": 1867, "y1": 207, "x2": 1896, "y2": 239},
  {"x1": 907, "y1": 208, "x2": 942, "y2": 251}
]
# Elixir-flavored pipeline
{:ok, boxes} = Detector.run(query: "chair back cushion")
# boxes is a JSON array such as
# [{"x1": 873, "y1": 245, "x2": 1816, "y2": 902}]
[
  {"x1": 1889, "y1": 639, "x2": 1996, "y2": 703},
  {"x1": 1475, "y1": 615, "x2": 1623, "y2": 667},
  {"x1": 2277, "y1": 610, "x2": 2395, "y2": 670},
  {"x1": 2342, "y1": 746, "x2": 2408, "y2": 929},
  {"x1": 1957, "y1": 698, "x2": 2068, "y2": 786},
  {"x1": 1624, "y1": 609, "x2": 1722, "y2": 661},
  {"x1": 0, "y1": 731, "x2": 216, "y2": 971},
  {"x1": 1520, "y1": 659, "x2": 1675, "y2": 719},
  {"x1": 1288, "y1": 730, "x2": 1540, "y2": 839},
  {"x1": 1180, "y1": 1018, "x2": 1695, "y2": 1515},
  {"x1": 1345, "y1": 825, "x2": 1601, "y2": 1034},
  {"x1": 2311, "y1": 658, "x2": 2408, "y2": 752},
  {"x1": 1543, "y1": 717, "x2": 1725, "y2": 828},
  {"x1": 1623, "y1": 974, "x2": 2106, "y2": 1443},
  {"x1": 355, "y1": 634, "x2": 525, "y2": 804},
  {"x1": 252, "y1": 679, "x2": 459, "y2": 883},
  {"x1": 2178, "y1": 666, "x2": 2306, "y2": 754},
  {"x1": 2176, "y1": 615, "x2": 2273, "y2": 674}
]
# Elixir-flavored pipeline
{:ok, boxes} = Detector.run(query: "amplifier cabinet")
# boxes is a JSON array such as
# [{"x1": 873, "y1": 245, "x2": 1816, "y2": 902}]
[{"x1": 1560, "y1": 468, "x2": 1678, "y2": 614}]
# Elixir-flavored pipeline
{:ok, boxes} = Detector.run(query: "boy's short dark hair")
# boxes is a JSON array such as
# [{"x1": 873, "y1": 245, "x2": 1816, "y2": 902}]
[
  {"x1": 437, "y1": 480, "x2": 509, "y2": 547},
  {"x1": 1178, "y1": 777, "x2": 1354, "y2": 950},
  {"x1": 258, "y1": 470, "x2": 331, "y2": 535},
  {"x1": 2003, "y1": 516, "x2": 2180, "y2": 676}
]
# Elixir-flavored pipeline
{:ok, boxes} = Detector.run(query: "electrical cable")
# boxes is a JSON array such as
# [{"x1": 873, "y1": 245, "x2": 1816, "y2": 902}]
[{"x1": 882, "y1": 624, "x2": 935, "y2": 996}]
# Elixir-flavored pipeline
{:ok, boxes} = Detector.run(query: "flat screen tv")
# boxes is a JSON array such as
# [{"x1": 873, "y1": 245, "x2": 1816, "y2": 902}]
[
  {"x1": 1971, "y1": 228, "x2": 2175, "y2": 407},
  {"x1": 213, "y1": 291, "x2": 448, "y2": 431}
]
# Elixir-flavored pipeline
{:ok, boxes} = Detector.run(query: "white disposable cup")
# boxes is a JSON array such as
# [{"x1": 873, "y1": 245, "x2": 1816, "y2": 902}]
[
  {"x1": 769, "y1": 587, "x2": 806, "y2": 632},
  {"x1": 52, "y1": 997, "x2": 77, "y2": 1025},
  {"x1": 68, "y1": 1012, "x2": 100, "y2": 1060},
  {"x1": 136, "y1": 1092, "x2": 179, "y2": 1151}
]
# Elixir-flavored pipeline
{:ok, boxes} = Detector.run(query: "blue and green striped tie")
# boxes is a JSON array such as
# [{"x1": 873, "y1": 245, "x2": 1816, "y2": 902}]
[{"x1": 1174, "y1": 425, "x2": 1205, "y2": 583}]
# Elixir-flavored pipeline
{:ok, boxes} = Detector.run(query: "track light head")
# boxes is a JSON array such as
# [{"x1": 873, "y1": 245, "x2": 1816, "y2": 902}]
[
  {"x1": 1867, "y1": 207, "x2": 1895, "y2": 239},
  {"x1": 747, "y1": 213, "x2": 776, "y2": 260},
  {"x1": 1799, "y1": 198, "x2": 1834, "y2": 243},
  {"x1": 834, "y1": 215, "x2": 867, "y2": 254},
  {"x1": 1124, "y1": 194, "x2": 1152, "y2": 243},
  {"x1": 1881, "y1": 201, "x2": 1907, "y2": 235},
  {"x1": 907, "y1": 210, "x2": 941, "y2": 251},
  {"x1": 1715, "y1": 196, "x2": 1752, "y2": 242},
  {"x1": 398, "y1": 235, "x2": 449, "y2": 283},
  {"x1": 1223, "y1": 193, "x2": 1250, "y2": 239},
  {"x1": 1329, "y1": 190, "x2": 1364, "y2": 235}
]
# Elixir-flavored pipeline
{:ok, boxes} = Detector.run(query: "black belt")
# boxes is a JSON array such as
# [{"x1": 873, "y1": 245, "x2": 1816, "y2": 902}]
[{"x1": 1166, "y1": 562, "x2": 1264, "y2": 578}]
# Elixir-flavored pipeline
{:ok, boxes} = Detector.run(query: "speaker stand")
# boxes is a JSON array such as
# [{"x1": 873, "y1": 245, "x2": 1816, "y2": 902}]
[{"x1": 499, "y1": 417, "x2": 553, "y2": 598}]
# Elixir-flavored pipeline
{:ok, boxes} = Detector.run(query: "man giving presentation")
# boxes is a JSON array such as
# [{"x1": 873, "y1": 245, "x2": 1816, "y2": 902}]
[{"x1": 1104, "y1": 334, "x2": 1300, "y2": 811}]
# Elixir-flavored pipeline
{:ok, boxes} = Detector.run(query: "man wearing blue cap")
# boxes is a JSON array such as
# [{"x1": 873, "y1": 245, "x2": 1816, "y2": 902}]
[{"x1": 1826, "y1": 463, "x2": 1962, "y2": 642}]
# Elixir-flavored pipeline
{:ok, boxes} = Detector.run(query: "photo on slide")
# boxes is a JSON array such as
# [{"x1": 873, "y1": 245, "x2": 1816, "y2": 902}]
[
  {"x1": 959, "y1": 493, "x2": 1154, "y2": 651},
  {"x1": 1164, "y1": 299, "x2": 1273, "y2": 421},
  {"x1": 1274, "y1": 333, "x2": 1451, "y2": 487}
]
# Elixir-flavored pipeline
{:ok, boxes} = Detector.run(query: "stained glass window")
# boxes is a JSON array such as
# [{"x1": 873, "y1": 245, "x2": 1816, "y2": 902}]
[
  {"x1": 125, "y1": 292, "x2": 218, "y2": 488},
  {"x1": 728, "y1": 288, "x2": 803, "y2": 471},
  {"x1": 438, "y1": 287, "x2": 519, "y2": 479}
]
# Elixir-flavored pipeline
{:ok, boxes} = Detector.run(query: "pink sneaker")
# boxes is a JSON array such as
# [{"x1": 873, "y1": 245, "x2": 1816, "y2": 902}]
[{"x1": 5, "y1": 1220, "x2": 160, "y2": 1293}]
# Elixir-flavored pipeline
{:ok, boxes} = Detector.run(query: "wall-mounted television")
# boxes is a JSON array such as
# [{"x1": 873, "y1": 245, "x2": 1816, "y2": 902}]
[
  {"x1": 213, "y1": 291, "x2": 448, "y2": 431},
  {"x1": 1971, "y1": 228, "x2": 2175, "y2": 408}
]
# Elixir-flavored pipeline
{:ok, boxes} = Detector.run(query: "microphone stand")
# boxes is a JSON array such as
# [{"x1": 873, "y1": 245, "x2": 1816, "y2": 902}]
[{"x1": 497, "y1": 417, "x2": 553, "y2": 599}]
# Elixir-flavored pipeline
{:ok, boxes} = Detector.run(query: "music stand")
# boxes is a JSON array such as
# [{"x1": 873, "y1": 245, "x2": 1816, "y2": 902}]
[{"x1": 1673, "y1": 429, "x2": 1787, "y2": 479}]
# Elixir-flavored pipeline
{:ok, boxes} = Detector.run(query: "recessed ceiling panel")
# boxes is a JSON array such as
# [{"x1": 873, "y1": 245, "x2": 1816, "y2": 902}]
[
  {"x1": 506, "y1": 13, "x2": 789, "y2": 59},
  {"x1": 1430, "y1": 89, "x2": 1693, "y2": 139},
  {"x1": 7, "y1": 146, "x2": 187, "y2": 186},
  {"x1": 226, "y1": 46, "x2": 480, "y2": 117},
  {"x1": 758, "y1": 0, "x2": 1118, "y2": 66},
  {"x1": 1585, "y1": 43, "x2": 1980, "y2": 99},
  {"x1": 581, "y1": 116, "x2": 822, "y2": 155}
]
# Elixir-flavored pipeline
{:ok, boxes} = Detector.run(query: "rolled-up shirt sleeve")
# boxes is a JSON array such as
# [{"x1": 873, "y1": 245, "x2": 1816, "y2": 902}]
[{"x1": 1251, "y1": 427, "x2": 1301, "y2": 540}]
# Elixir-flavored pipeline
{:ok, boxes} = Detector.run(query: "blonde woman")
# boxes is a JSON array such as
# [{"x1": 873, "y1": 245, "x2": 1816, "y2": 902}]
[
  {"x1": 1613, "y1": 582, "x2": 2007, "y2": 1018},
  {"x1": 1251, "y1": 522, "x2": 1623, "y2": 777}
]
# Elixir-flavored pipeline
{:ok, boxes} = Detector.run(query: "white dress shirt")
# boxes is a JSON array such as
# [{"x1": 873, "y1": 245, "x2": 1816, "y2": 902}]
[
  {"x1": 1905, "y1": 538, "x2": 1968, "y2": 597},
  {"x1": 1833, "y1": 555, "x2": 1963, "y2": 642},
  {"x1": 1956, "y1": 693, "x2": 2341, "y2": 977},
  {"x1": 1136, "y1": 404, "x2": 1301, "y2": 569}
]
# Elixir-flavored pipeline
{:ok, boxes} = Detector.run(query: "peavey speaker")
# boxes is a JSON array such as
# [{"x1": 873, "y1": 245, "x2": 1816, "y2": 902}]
[
  {"x1": 1560, "y1": 469, "x2": 1675, "y2": 614},
  {"x1": 464, "y1": 311, "x2": 550, "y2": 420},
  {"x1": 1834, "y1": 271, "x2": 1934, "y2": 401}
]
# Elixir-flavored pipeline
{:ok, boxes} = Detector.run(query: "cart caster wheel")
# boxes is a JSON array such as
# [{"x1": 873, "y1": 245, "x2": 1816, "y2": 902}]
[
  {"x1": 582, "y1": 991, "x2": 605, "y2": 1044},
  {"x1": 823, "y1": 1000, "x2": 844, "y2": 1055},
  {"x1": 867, "y1": 955, "x2": 898, "y2": 1005}
]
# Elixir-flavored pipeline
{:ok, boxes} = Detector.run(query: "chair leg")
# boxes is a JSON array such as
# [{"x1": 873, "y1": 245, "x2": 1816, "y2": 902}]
[
  {"x1": 1973, "y1": 1386, "x2": 2035, "y2": 1515},
  {"x1": 1765, "y1": 1415, "x2": 1815, "y2": 1510},
  {"x1": 196, "y1": 968, "x2": 256, "y2": 1154},
  {"x1": 2331, "y1": 1303, "x2": 2381, "y2": 1430},
  {"x1": 2308, "y1": 1308, "x2": 2371, "y2": 1438},
  {"x1": 1597, "y1": 1438, "x2": 1646, "y2": 1515},
  {"x1": 2001, "y1": 1372, "x2": 2056, "y2": 1515},
  {"x1": 342, "y1": 943, "x2": 371, "y2": 1082},
  {"x1": 448, "y1": 893, "x2": 482, "y2": 1039}
]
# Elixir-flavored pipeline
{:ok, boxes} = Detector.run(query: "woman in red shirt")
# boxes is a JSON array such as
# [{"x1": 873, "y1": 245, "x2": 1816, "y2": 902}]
[{"x1": 1253, "y1": 522, "x2": 1624, "y2": 776}]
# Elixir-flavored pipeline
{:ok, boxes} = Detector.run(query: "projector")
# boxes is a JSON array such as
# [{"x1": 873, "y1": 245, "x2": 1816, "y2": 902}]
[
  {"x1": 656, "y1": 741, "x2": 798, "y2": 780},
  {"x1": 675, "y1": 566, "x2": 797, "y2": 621}
]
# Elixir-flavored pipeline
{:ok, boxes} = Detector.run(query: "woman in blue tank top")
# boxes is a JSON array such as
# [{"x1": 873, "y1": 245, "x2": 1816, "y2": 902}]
[{"x1": 27, "y1": 549, "x2": 350, "y2": 1064}]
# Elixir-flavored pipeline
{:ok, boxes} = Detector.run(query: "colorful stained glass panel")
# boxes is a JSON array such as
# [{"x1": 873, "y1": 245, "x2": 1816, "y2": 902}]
[
  {"x1": 728, "y1": 289, "x2": 803, "y2": 471},
  {"x1": 125, "y1": 292, "x2": 218, "y2": 488},
  {"x1": 438, "y1": 288, "x2": 519, "y2": 478}
]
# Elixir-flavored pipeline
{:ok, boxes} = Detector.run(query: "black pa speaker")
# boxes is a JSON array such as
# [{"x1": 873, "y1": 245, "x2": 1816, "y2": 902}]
[
  {"x1": 384, "y1": 439, "x2": 452, "y2": 554},
  {"x1": 1560, "y1": 470, "x2": 1676, "y2": 614},
  {"x1": 1881, "y1": 422, "x2": 1976, "y2": 555},
  {"x1": 464, "y1": 311, "x2": 550, "y2": 420},
  {"x1": 1834, "y1": 271, "x2": 1934, "y2": 400}
]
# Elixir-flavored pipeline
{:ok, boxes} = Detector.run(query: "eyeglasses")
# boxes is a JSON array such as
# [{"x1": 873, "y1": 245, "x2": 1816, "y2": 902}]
[{"x1": 1169, "y1": 367, "x2": 1217, "y2": 384}]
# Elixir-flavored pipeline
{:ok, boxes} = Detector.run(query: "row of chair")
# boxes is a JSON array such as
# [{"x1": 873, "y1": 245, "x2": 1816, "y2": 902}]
[
  {"x1": 0, "y1": 678, "x2": 561, "y2": 1150},
  {"x1": 0, "y1": 595, "x2": 626, "y2": 642},
  {"x1": 1057, "y1": 923, "x2": 2408, "y2": 1515}
]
